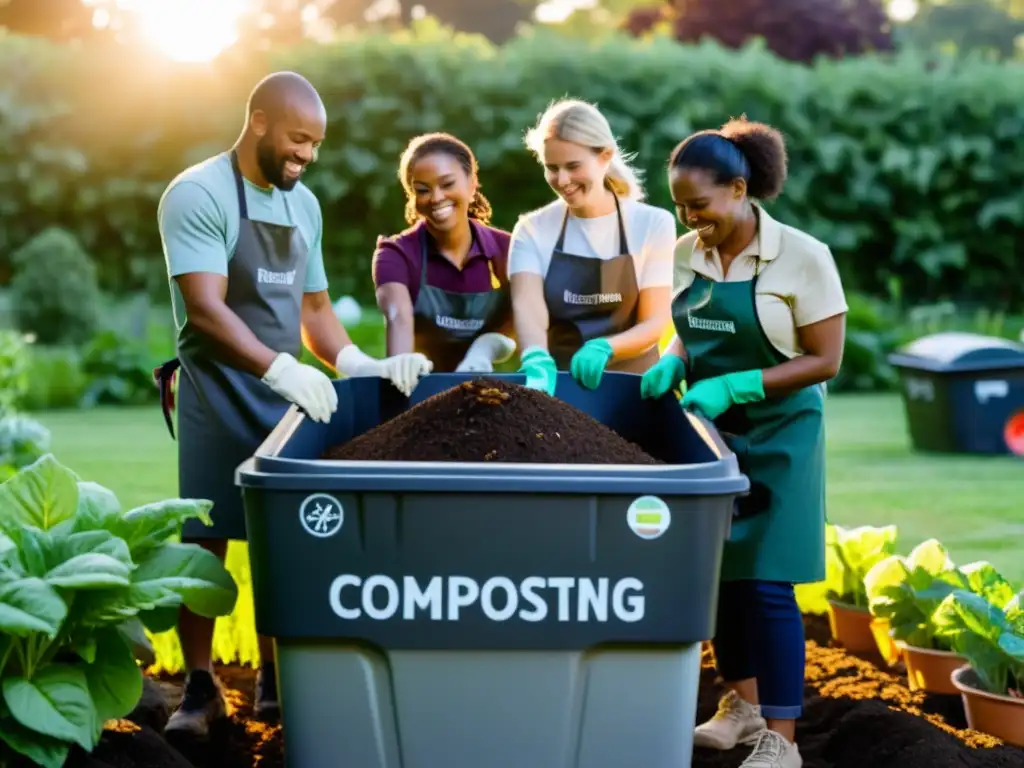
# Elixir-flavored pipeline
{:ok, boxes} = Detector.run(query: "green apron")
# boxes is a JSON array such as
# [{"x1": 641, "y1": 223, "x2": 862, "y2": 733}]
[{"x1": 671, "y1": 257, "x2": 827, "y2": 584}]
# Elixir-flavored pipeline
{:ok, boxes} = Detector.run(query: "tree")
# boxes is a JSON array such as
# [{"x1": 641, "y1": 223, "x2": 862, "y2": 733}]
[
  {"x1": 416, "y1": 0, "x2": 541, "y2": 43},
  {"x1": 0, "y1": 0, "x2": 116, "y2": 42},
  {"x1": 624, "y1": 0, "x2": 895, "y2": 63},
  {"x1": 894, "y1": 0, "x2": 1024, "y2": 59},
  {"x1": 0, "y1": 0, "x2": 539, "y2": 48}
]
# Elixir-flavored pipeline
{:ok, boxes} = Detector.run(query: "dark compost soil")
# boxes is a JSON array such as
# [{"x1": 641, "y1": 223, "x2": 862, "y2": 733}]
[
  {"x1": 322, "y1": 377, "x2": 661, "y2": 464},
  {"x1": 53, "y1": 615, "x2": 1024, "y2": 767}
]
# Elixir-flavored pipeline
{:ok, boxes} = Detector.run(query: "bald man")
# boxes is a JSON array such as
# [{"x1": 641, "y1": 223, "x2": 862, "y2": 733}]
[{"x1": 155, "y1": 72, "x2": 431, "y2": 736}]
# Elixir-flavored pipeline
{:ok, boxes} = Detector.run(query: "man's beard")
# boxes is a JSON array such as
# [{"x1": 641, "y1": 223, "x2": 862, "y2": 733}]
[{"x1": 256, "y1": 137, "x2": 297, "y2": 191}]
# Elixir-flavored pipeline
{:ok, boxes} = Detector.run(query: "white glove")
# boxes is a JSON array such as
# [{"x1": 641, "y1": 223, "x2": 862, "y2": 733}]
[
  {"x1": 335, "y1": 344, "x2": 433, "y2": 397},
  {"x1": 455, "y1": 333, "x2": 517, "y2": 373},
  {"x1": 261, "y1": 352, "x2": 338, "y2": 424}
]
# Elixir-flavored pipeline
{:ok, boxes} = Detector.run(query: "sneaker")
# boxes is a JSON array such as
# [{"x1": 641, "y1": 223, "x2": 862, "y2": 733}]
[
  {"x1": 740, "y1": 730, "x2": 802, "y2": 768},
  {"x1": 253, "y1": 662, "x2": 279, "y2": 718},
  {"x1": 164, "y1": 669, "x2": 227, "y2": 738},
  {"x1": 694, "y1": 690, "x2": 767, "y2": 750}
]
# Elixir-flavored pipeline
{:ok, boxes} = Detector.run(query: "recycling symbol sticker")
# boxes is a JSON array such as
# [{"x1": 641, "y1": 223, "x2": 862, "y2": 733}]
[{"x1": 299, "y1": 493, "x2": 344, "y2": 538}]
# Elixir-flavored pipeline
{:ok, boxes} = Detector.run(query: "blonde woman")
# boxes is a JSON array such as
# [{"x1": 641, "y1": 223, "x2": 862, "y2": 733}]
[{"x1": 508, "y1": 98, "x2": 676, "y2": 395}]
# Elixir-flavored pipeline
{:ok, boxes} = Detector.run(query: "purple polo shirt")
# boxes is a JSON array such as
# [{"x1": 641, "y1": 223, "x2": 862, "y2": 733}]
[{"x1": 372, "y1": 220, "x2": 511, "y2": 302}]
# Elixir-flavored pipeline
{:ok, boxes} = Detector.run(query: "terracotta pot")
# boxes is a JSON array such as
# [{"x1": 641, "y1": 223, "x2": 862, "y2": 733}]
[
  {"x1": 827, "y1": 600, "x2": 877, "y2": 653},
  {"x1": 871, "y1": 618, "x2": 902, "y2": 667},
  {"x1": 896, "y1": 641, "x2": 965, "y2": 695},
  {"x1": 951, "y1": 665, "x2": 1024, "y2": 747}
]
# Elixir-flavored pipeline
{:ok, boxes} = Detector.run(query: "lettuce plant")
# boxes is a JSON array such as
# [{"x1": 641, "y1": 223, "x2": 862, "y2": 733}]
[
  {"x1": 0, "y1": 414, "x2": 52, "y2": 482},
  {"x1": 864, "y1": 539, "x2": 1016, "y2": 651},
  {"x1": 933, "y1": 588, "x2": 1024, "y2": 698},
  {"x1": 0, "y1": 454, "x2": 238, "y2": 768},
  {"x1": 824, "y1": 524, "x2": 899, "y2": 609}
]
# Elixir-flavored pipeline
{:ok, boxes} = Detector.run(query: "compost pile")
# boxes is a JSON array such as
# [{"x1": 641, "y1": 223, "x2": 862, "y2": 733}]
[
  {"x1": 45, "y1": 617, "x2": 1024, "y2": 768},
  {"x1": 321, "y1": 377, "x2": 661, "y2": 464}
]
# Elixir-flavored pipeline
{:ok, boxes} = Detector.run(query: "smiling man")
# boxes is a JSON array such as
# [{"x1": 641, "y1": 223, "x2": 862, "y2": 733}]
[{"x1": 155, "y1": 71, "x2": 430, "y2": 737}]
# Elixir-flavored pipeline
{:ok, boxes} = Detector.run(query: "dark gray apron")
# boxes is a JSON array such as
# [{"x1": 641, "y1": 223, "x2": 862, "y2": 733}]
[
  {"x1": 542, "y1": 194, "x2": 658, "y2": 372},
  {"x1": 154, "y1": 151, "x2": 308, "y2": 541},
  {"x1": 412, "y1": 226, "x2": 510, "y2": 372}
]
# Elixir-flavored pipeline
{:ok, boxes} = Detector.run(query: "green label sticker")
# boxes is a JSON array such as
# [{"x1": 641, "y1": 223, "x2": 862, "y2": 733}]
[{"x1": 626, "y1": 496, "x2": 671, "y2": 540}]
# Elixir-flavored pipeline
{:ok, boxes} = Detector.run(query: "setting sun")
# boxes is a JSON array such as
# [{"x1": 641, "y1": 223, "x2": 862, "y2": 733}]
[
  {"x1": 136, "y1": 0, "x2": 247, "y2": 62},
  {"x1": 94, "y1": 0, "x2": 249, "y2": 62}
]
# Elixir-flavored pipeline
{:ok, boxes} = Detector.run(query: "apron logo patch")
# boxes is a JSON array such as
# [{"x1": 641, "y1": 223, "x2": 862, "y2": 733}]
[
  {"x1": 686, "y1": 315, "x2": 736, "y2": 334},
  {"x1": 626, "y1": 495, "x2": 672, "y2": 540},
  {"x1": 563, "y1": 289, "x2": 623, "y2": 306},
  {"x1": 257, "y1": 267, "x2": 297, "y2": 285},
  {"x1": 299, "y1": 493, "x2": 344, "y2": 538},
  {"x1": 435, "y1": 315, "x2": 486, "y2": 331}
]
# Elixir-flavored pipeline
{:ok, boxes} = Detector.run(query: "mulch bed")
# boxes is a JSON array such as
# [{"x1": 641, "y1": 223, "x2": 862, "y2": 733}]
[
  {"x1": 60, "y1": 614, "x2": 1023, "y2": 768},
  {"x1": 321, "y1": 377, "x2": 661, "y2": 464}
]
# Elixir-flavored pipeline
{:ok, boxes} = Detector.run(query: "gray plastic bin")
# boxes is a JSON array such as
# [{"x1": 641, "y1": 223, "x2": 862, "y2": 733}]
[
  {"x1": 888, "y1": 331, "x2": 1024, "y2": 454},
  {"x1": 236, "y1": 372, "x2": 750, "y2": 768}
]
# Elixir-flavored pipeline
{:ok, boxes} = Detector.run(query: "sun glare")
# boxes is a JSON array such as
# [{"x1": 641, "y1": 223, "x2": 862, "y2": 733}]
[
  {"x1": 888, "y1": 0, "x2": 919, "y2": 23},
  {"x1": 130, "y1": 0, "x2": 248, "y2": 63}
]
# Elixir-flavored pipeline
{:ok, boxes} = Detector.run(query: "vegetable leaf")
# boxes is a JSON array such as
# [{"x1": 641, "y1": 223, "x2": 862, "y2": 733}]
[
  {"x1": 129, "y1": 542, "x2": 238, "y2": 619},
  {"x1": 83, "y1": 630, "x2": 143, "y2": 725},
  {"x1": 0, "y1": 703, "x2": 70, "y2": 768},
  {"x1": 0, "y1": 577, "x2": 66, "y2": 638},
  {"x1": 114, "y1": 499, "x2": 214, "y2": 558},
  {"x1": 2, "y1": 665, "x2": 97, "y2": 751},
  {"x1": 0, "y1": 454, "x2": 78, "y2": 536}
]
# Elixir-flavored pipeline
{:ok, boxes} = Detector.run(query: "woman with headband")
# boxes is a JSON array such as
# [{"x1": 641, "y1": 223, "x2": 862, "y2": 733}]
[{"x1": 643, "y1": 117, "x2": 847, "y2": 768}]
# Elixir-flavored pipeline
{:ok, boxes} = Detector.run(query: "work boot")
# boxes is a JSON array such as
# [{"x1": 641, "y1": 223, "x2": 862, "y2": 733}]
[
  {"x1": 694, "y1": 690, "x2": 767, "y2": 750},
  {"x1": 164, "y1": 669, "x2": 227, "y2": 738},
  {"x1": 740, "y1": 730, "x2": 802, "y2": 768},
  {"x1": 253, "y1": 662, "x2": 279, "y2": 718}
]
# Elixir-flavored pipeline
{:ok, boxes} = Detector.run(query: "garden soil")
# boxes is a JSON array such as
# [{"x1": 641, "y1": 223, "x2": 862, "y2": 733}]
[
  {"x1": 322, "y1": 377, "x2": 661, "y2": 464},
  {"x1": 52, "y1": 615, "x2": 1024, "y2": 767}
]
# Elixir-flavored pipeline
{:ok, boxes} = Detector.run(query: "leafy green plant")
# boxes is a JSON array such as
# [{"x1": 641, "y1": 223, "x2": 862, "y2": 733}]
[
  {"x1": 863, "y1": 540, "x2": 1017, "y2": 651},
  {"x1": 933, "y1": 589, "x2": 1024, "y2": 698},
  {"x1": 823, "y1": 524, "x2": 899, "y2": 609},
  {"x1": 3, "y1": 29, "x2": 1024, "y2": 310},
  {"x1": 0, "y1": 454, "x2": 238, "y2": 768},
  {"x1": 20, "y1": 346, "x2": 88, "y2": 412},
  {"x1": 0, "y1": 415, "x2": 51, "y2": 482},
  {"x1": 8, "y1": 228, "x2": 102, "y2": 347},
  {"x1": 828, "y1": 292, "x2": 903, "y2": 393},
  {"x1": 0, "y1": 331, "x2": 31, "y2": 419},
  {"x1": 79, "y1": 329, "x2": 159, "y2": 408}
]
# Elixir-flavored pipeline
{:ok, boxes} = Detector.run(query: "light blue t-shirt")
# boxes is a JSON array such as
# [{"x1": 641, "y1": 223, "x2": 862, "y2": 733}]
[{"x1": 157, "y1": 151, "x2": 329, "y2": 331}]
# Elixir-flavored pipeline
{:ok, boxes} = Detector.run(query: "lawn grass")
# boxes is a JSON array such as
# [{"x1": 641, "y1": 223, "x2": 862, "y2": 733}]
[
  {"x1": 822, "y1": 392, "x2": 1022, "y2": 582},
  {"x1": 32, "y1": 391, "x2": 1023, "y2": 671}
]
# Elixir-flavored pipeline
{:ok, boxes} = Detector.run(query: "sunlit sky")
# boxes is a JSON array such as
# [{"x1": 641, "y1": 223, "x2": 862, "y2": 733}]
[{"x1": 86, "y1": 0, "x2": 921, "y2": 64}]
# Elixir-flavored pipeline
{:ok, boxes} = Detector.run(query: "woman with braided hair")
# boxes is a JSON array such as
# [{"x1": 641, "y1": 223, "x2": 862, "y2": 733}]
[
  {"x1": 642, "y1": 117, "x2": 848, "y2": 768},
  {"x1": 372, "y1": 132, "x2": 516, "y2": 375}
]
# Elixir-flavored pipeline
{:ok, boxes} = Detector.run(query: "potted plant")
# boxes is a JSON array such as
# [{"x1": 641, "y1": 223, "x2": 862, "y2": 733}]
[
  {"x1": 863, "y1": 540, "x2": 1010, "y2": 691},
  {"x1": 0, "y1": 454, "x2": 238, "y2": 768},
  {"x1": 935, "y1": 588, "x2": 1024, "y2": 747},
  {"x1": 822, "y1": 524, "x2": 899, "y2": 653}
]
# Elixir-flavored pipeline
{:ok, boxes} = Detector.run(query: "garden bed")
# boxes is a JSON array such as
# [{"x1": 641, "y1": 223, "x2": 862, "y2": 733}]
[{"x1": 58, "y1": 616, "x2": 1024, "y2": 768}]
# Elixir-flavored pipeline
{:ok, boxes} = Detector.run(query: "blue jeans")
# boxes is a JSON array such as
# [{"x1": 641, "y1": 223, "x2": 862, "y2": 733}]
[{"x1": 711, "y1": 580, "x2": 805, "y2": 720}]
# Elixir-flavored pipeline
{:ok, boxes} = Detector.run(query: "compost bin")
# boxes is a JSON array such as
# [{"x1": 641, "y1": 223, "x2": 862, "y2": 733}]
[
  {"x1": 888, "y1": 331, "x2": 1024, "y2": 455},
  {"x1": 236, "y1": 371, "x2": 750, "y2": 768}
]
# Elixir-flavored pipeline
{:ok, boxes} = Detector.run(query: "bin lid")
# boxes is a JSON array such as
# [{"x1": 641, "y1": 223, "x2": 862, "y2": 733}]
[{"x1": 887, "y1": 331, "x2": 1024, "y2": 373}]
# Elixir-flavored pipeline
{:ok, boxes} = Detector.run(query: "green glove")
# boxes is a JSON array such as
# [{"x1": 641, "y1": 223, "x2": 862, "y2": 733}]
[
  {"x1": 518, "y1": 346, "x2": 558, "y2": 396},
  {"x1": 569, "y1": 338, "x2": 614, "y2": 390},
  {"x1": 680, "y1": 369, "x2": 764, "y2": 420},
  {"x1": 640, "y1": 354, "x2": 687, "y2": 399}
]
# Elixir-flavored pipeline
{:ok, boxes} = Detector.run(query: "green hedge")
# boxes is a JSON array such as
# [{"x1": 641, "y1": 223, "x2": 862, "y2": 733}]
[{"x1": 2, "y1": 25, "x2": 1024, "y2": 309}]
